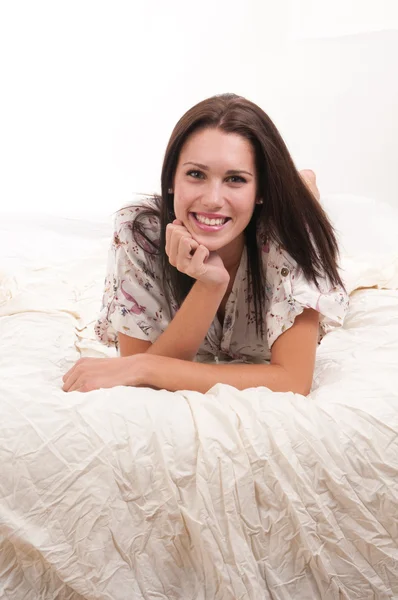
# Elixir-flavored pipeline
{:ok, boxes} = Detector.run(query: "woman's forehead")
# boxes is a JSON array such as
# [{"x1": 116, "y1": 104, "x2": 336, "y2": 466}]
[{"x1": 178, "y1": 128, "x2": 255, "y2": 171}]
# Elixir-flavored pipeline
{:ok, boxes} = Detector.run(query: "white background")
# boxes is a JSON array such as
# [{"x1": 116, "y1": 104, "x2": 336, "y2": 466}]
[{"x1": 1, "y1": 0, "x2": 397, "y2": 219}]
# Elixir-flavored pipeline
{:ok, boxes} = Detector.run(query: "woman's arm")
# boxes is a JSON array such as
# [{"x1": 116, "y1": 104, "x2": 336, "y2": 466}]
[
  {"x1": 146, "y1": 279, "x2": 227, "y2": 361},
  {"x1": 140, "y1": 219, "x2": 230, "y2": 361},
  {"x1": 130, "y1": 308, "x2": 320, "y2": 396},
  {"x1": 119, "y1": 280, "x2": 228, "y2": 361},
  {"x1": 136, "y1": 354, "x2": 302, "y2": 394}
]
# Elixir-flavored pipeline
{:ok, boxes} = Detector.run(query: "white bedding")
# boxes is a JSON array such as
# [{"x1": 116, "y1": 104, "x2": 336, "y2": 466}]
[{"x1": 1, "y1": 195, "x2": 398, "y2": 599}]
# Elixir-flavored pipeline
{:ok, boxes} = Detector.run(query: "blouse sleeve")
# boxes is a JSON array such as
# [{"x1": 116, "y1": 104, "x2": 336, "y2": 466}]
[
  {"x1": 94, "y1": 207, "x2": 173, "y2": 351},
  {"x1": 265, "y1": 243, "x2": 350, "y2": 350}
]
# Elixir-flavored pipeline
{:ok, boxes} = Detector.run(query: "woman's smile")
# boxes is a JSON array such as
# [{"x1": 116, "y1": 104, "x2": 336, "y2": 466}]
[{"x1": 189, "y1": 211, "x2": 232, "y2": 232}]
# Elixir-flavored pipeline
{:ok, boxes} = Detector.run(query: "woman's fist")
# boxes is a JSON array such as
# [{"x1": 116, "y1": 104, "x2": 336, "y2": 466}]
[{"x1": 165, "y1": 220, "x2": 230, "y2": 287}]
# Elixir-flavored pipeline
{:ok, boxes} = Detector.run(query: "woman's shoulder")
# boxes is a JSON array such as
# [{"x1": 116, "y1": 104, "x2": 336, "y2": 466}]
[
  {"x1": 112, "y1": 195, "x2": 161, "y2": 249},
  {"x1": 260, "y1": 237, "x2": 297, "y2": 273}
]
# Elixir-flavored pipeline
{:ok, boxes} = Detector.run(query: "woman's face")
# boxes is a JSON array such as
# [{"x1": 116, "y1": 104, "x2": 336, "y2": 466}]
[{"x1": 173, "y1": 127, "x2": 258, "y2": 257}]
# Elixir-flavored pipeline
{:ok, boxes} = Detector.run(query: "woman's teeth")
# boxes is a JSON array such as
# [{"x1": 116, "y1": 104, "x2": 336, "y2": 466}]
[{"x1": 194, "y1": 213, "x2": 228, "y2": 226}]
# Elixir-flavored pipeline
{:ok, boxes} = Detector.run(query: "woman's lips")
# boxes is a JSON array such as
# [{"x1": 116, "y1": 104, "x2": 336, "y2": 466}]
[{"x1": 189, "y1": 212, "x2": 231, "y2": 232}]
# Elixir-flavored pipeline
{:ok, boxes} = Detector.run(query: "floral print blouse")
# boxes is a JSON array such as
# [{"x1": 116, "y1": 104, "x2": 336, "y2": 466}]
[{"x1": 94, "y1": 198, "x2": 349, "y2": 363}]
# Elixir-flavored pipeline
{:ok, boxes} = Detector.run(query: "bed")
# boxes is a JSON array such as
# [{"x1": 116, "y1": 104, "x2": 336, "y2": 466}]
[{"x1": 1, "y1": 194, "x2": 398, "y2": 600}]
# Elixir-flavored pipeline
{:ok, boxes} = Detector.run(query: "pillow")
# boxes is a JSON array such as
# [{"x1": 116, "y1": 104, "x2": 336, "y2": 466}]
[
  {"x1": 0, "y1": 270, "x2": 18, "y2": 307},
  {"x1": 320, "y1": 194, "x2": 398, "y2": 293},
  {"x1": 321, "y1": 193, "x2": 398, "y2": 257},
  {"x1": 0, "y1": 212, "x2": 112, "y2": 313}
]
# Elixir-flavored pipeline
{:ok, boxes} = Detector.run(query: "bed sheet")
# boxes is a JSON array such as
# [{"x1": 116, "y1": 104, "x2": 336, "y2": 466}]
[{"x1": 1, "y1": 198, "x2": 398, "y2": 599}]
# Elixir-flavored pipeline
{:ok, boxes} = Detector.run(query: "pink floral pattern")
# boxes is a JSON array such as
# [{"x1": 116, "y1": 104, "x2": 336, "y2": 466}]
[{"x1": 94, "y1": 199, "x2": 350, "y2": 362}]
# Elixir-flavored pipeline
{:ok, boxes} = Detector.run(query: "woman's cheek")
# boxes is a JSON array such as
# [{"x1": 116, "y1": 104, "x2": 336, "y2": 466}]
[{"x1": 174, "y1": 195, "x2": 191, "y2": 223}]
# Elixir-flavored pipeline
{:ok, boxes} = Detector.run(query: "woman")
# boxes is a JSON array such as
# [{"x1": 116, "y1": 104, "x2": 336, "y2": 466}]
[{"x1": 62, "y1": 93, "x2": 349, "y2": 395}]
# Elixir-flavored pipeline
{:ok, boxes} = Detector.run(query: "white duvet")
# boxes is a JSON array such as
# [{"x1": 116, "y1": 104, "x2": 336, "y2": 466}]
[{"x1": 1, "y1": 195, "x2": 398, "y2": 600}]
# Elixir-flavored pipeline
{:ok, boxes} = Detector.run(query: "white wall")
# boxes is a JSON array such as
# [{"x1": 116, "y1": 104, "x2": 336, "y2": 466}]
[{"x1": 1, "y1": 0, "x2": 397, "y2": 220}]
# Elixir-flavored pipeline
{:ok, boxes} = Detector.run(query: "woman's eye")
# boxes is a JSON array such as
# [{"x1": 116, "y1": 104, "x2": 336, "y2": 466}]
[
  {"x1": 226, "y1": 175, "x2": 246, "y2": 183},
  {"x1": 187, "y1": 170, "x2": 204, "y2": 179}
]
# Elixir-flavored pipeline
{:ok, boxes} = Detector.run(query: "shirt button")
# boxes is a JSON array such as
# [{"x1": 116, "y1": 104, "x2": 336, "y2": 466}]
[{"x1": 281, "y1": 267, "x2": 290, "y2": 277}]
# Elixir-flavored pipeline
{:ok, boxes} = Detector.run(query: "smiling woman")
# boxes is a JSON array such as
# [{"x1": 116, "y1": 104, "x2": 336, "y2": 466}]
[{"x1": 64, "y1": 93, "x2": 350, "y2": 395}]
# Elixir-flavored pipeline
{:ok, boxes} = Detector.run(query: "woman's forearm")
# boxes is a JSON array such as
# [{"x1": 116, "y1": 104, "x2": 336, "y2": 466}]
[
  {"x1": 134, "y1": 354, "x2": 306, "y2": 395},
  {"x1": 146, "y1": 280, "x2": 228, "y2": 361}
]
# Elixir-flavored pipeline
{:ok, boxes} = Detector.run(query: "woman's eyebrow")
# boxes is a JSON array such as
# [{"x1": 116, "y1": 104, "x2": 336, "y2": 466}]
[
  {"x1": 182, "y1": 161, "x2": 210, "y2": 170},
  {"x1": 226, "y1": 169, "x2": 253, "y2": 176},
  {"x1": 182, "y1": 161, "x2": 253, "y2": 176}
]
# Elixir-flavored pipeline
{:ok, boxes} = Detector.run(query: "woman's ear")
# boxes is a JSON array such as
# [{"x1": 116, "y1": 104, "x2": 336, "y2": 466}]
[{"x1": 256, "y1": 198, "x2": 263, "y2": 205}]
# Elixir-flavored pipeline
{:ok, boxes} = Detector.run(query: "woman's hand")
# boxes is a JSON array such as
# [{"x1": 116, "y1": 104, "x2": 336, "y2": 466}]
[
  {"x1": 62, "y1": 355, "x2": 143, "y2": 393},
  {"x1": 165, "y1": 219, "x2": 230, "y2": 287}
]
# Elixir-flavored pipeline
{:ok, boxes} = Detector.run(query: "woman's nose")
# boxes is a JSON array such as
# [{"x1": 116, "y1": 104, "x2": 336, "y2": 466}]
[{"x1": 202, "y1": 182, "x2": 224, "y2": 209}]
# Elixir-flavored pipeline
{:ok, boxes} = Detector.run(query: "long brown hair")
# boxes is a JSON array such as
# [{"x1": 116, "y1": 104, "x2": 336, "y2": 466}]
[{"x1": 125, "y1": 93, "x2": 347, "y2": 338}]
